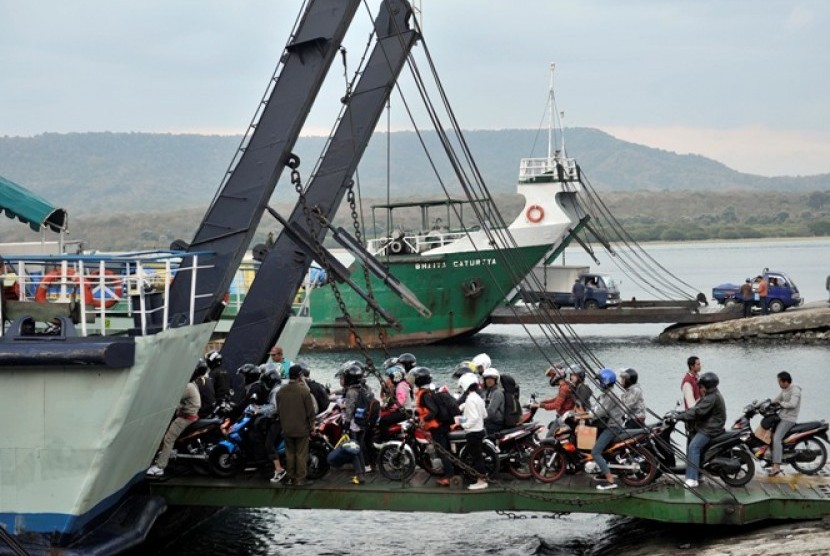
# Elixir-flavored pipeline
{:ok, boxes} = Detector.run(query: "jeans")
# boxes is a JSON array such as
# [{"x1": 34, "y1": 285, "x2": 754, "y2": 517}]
[
  {"x1": 686, "y1": 431, "x2": 711, "y2": 481},
  {"x1": 591, "y1": 427, "x2": 620, "y2": 476},
  {"x1": 773, "y1": 420, "x2": 796, "y2": 465}
]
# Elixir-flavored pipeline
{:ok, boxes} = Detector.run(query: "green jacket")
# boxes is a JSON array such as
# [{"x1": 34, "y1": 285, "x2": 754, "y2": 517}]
[{"x1": 276, "y1": 380, "x2": 316, "y2": 438}]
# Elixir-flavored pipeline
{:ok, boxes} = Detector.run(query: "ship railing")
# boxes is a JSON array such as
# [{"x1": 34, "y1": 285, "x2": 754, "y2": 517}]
[
  {"x1": 519, "y1": 156, "x2": 579, "y2": 183},
  {"x1": 366, "y1": 230, "x2": 468, "y2": 256},
  {"x1": 0, "y1": 251, "x2": 215, "y2": 338}
]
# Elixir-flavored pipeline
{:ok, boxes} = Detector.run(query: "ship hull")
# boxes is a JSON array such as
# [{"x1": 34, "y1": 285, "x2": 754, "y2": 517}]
[{"x1": 0, "y1": 322, "x2": 215, "y2": 549}]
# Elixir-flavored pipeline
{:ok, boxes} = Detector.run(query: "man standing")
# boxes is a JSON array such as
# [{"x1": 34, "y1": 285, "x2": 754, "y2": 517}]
[
  {"x1": 146, "y1": 364, "x2": 202, "y2": 477},
  {"x1": 277, "y1": 365, "x2": 316, "y2": 486},
  {"x1": 757, "y1": 276, "x2": 769, "y2": 315},
  {"x1": 572, "y1": 279, "x2": 585, "y2": 310},
  {"x1": 262, "y1": 344, "x2": 292, "y2": 379},
  {"x1": 681, "y1": 356, "x2": 702, "y2": 445},
  {"x1": 739, "y1": 278, "x2": 754, "y2": 318}
]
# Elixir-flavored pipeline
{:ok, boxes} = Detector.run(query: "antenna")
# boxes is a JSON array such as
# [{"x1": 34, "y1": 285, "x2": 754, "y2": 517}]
[{"x1": 548, "y1": 62, "x2": 555, "y2": 165}]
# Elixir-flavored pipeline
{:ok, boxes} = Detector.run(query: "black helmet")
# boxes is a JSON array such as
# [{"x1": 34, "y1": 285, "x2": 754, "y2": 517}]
[
  {"x1": 410, "y1": 366, "x2": 432, "y2": 388},
  {"x1": 397, "y1": 353, "x2": 417, "y2": 372},
  {"x1": 261, "y1": 369, "x2": 282, "y2": 390},
  {"x1": 698, "y1": 372, "x2": 719, "y2": 390},
  {"x1": 569, "y1": 365, "x2": 586, "y2": 381},
  {"x1": 620, "y1": 368, "x2": 638, "y2": 387},
  {"x1": 205, "y1": 350, "x2": 223, "y2": 369},
  {"x1": 451, "y1": 360, "x2": 475, "y2": 380},
  {"x1": 383, "y1": 357, "x2": 399, "y2": 370},
  {"x1": 191, "y1": 359, "x2": 209, "y2": 381},
  {"x1": 236, "y1": 363, "x2": 262, "y2": 385},
  {"x1": 293, "y1": 361, "x2": 311, "y2": 378},
  {"x1": 344, "y1": 365, "x2": 365, "y2": 387}
]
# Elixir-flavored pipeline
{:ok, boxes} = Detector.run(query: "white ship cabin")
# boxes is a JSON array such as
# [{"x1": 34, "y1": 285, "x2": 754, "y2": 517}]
[{"x1": 366, "y1": 198, "x2": 497, "y2": 257}]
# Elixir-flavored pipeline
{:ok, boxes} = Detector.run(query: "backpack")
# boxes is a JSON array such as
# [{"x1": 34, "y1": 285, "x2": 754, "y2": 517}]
[
  {"x1": 353, "y1": 385, "x2": 380, "y2": 428},
  {"x1": 308, "y1": 379, "x2": 331, "y2": 415},
  {"x1": 433, "y1": 390, "x2": 461, "y2": 425},
  {"x1": 500, "y1": 373, "x2": 522, "y2": 428}
]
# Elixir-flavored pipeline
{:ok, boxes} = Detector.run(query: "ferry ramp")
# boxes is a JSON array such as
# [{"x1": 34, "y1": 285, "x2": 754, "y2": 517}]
[{"x1": 149, "y1": 468, "x2": 830, "y2": 526}]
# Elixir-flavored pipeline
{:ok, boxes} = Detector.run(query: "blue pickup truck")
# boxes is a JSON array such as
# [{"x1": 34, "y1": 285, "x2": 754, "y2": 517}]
[{"x1": 712, "y1": 270, "x2": 803, "y2": 313}]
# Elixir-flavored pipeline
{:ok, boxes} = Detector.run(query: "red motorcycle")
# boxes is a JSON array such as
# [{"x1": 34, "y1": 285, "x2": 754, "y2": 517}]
[
  {"x1": 490, "y1": 395, "x2": 544, "y2": 479},
  {"x1": 529, "y1": 413, "x2": 657, "y2": 486}
]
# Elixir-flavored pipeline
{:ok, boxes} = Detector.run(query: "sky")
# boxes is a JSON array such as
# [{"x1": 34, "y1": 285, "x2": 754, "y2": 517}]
[{"x1": 1, "y1": 0, "x2": 829, "y2": 178}]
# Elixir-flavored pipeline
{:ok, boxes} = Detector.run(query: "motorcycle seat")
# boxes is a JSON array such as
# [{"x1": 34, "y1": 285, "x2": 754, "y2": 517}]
[
  {"x1": 448, "y1": 430, "x2": 467, "y2": 441},
  {"x1": 790, "y1": 421, "x2": 827, "y2": 434},
  {"x1": 183, "y1": 417, "x2": 221, "y2": 433}
]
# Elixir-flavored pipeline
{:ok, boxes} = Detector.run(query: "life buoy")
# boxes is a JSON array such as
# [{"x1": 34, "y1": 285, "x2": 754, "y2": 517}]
[
  {"x1": 526, "y1": 205, "x2": 545, "y2": 223},
  {"x1": 36, "y1": 269, "x2": 88, "y2": 303},
  {"x1": 86, "y1": 269, "x2": 123, "y2": 308},
  {"x1": 389, "y1": 240, "x2": 404, "y2": 255}
]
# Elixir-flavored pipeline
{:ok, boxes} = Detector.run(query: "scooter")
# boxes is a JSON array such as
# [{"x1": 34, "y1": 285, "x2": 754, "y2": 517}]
[
  {"x1": 732, "y1": 399, "x2": 828, "y2": 474},
  {"x1": 490, "y1": 395, "x2": 544, "y2": 479},
  {"x1": 648, "y1": 415, "x2": 755, "y2": 487},
  {"x1": 529, "y1": 413, "x2": 657, "y2": 486},
  {"x1": 167, "y1": 400, "x2": 234, "y2": 475},
  {"x1": 207, "y1": 404, "x2": 330, "y2": 480}
]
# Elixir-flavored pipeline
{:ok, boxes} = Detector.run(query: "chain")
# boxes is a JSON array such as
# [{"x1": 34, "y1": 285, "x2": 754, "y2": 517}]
[
  {"x1": 289, "y1": 159, "x2": 382, "y2": 384},
  {"x1": 495, "y1": 510, "x2": 568, "y2": 520}
]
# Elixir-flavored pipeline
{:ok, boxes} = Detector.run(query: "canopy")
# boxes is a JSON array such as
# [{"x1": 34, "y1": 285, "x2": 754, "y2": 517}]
[{"x1": 0, "y1": 176, "x2": 67, "y2": 233}]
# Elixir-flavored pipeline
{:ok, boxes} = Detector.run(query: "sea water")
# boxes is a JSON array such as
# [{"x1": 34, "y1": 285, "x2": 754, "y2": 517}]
[{"x1": 149, "y1": 238, "x2": 830, "y2": 555}]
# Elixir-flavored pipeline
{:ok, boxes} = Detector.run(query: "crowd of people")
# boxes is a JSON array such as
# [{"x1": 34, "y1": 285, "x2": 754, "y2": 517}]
[{"x1": 146, "y1": 347, "x2": 802, "y2": 492}]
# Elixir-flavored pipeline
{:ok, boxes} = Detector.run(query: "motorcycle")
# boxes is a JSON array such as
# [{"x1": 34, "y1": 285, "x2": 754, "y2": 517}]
[
  {"x1": 732, "y1": 399, "x2": 828, "y2": 474},
  {"x1": 167, "y1": 400, "x2": 234, "y2": 475},
  {"x1": 207, "y1": 404, "x2": 330, "y2": 480},
  {"x1": 490, "y1": 395, "x2": 544, "y2": 479},
  {"x1": 376, "y1": 417, "x2": 499, "y2": 482},
  {"x1": 529, "y1": 413, "x2": 658, "y2": 486},
  {"x1": 648, "y1": 415, "x2": 755, "y2": 487}
]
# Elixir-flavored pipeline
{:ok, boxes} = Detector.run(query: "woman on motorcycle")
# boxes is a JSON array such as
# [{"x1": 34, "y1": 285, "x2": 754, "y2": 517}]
[
  {"x1": 587, "y1": 369, "x2": 627, "y2": 491},
  {"x1": 620, "y1": 368, "x2": 646, "y2": 427},
  {"x1": 379, "y1": 365, "x2": 410, "y2": 429},
  {"x1": 768, "y1": 371, "x2": 802, "y2": 476},
  {"x1": 672, "y1": 371, "x2": 726, "y2": 488}
]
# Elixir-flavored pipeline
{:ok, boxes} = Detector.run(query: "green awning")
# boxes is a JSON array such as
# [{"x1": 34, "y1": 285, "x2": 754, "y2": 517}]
[{"x1": 0, "y1": 175, "x2": 67, "y2": 233}]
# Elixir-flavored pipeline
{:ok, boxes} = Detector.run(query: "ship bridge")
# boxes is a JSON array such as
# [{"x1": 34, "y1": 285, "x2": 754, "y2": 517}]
[{"x1": 148, "y1": 468, "x2": 830, "y2": 526}]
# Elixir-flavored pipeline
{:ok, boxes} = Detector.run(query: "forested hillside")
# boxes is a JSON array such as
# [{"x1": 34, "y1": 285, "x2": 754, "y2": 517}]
[{"x1": 1, "y1": 130, "x2": 828, "y2": 250}]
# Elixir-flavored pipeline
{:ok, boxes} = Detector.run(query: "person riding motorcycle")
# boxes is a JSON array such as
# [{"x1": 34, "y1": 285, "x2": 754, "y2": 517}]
[
  {"x1": 768, "y1": 370, "x2": 802, "y2": 476},
  {"x1": 206, "y1": 350, "x2": 231, "y2": 402},
  {"x1": 619, "y1": 368, "x2": 646, "y2": 427},
  {"x1": 481, "y1": 368, "x2": 505, "y2": 436},
  {"x1": 535, "y1": 366, "x2": 575, "y2": 417},
  {"x1": 569, "y1": 365, "x2": 593, "y2": 412},
  {"x1": 412, "y1": 366, "x2": 455, "y2": 486},
  {"x1": 670, "y1": 371, "x2": 726, "y2": 488},
  {"x1": 193, "y1": 358, "x2": 216, "y2": 418},
  {"x1": 379, "y1": 365, "x2": 410, "y2": 429},
  {"x1": 586, "y1": 368, "x2": 628, "y2": 490},
  {"x1": 472, "y1": 353, "x2": 491, "y2": 375},
  {"x1": 397, "y1": 353, "x2": 417, "y2": 373}
]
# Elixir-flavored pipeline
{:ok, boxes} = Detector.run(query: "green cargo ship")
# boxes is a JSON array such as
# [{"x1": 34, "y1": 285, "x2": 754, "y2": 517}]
[{"x1": 303, "y1": 151, "x2": 588, "y2": 350}]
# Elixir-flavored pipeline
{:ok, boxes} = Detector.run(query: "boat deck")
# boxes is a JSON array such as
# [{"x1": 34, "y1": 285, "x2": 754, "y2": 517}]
[{"x1": 149, "y1": 467, "x2": 830, "y2": 526}]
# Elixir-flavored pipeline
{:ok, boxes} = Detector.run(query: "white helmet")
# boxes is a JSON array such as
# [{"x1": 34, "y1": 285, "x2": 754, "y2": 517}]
[
  {"x1": 481, "y1": 367, "x2": 500, "y2": 382},
  {"x1": 472, "y1": 353, "x2": 491, "y2": 373},
  {"x1": 458, "y1": 373, "x2": 479, "y2": 394}
]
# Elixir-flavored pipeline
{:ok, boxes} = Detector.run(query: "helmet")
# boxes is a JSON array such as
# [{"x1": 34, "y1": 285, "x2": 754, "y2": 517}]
[
  {"x1": 383, "y1": 357, "x2": 399, "y2": 370},
  {"x1": 481, "y1": 367, "x2": 500, "y2": 382},
  {"x1": 261, "y1": 369, "x2": 282, "y2": 390},
  {"x1": 698, "y1": 372, "x2": 719, "y2": 390},
  {"x1": 410, "y1": 366, "x2": 432, "y2": 388},
  {"x1": 568, "y1": 365, "x2": 586, "y2": 381},
  {"x1": 336, "y1": 360, "x2": 364, "y2": 379},
  {"x1": 293, "y1": 361, "x2": 311, "y2": 378},
  {"x1": 344, "y1": 365, "x2": 365, "y2": 387},
  {"x1": 236, "y1": 363, "x2": 262, "y2": 385},
  {"x1": 397, "y1": 353, "x2": 417, "y2": 372},
  {"x1": 451, "y1": 360, "x2": 475, "y2": 379},
  {"x1": 547, "y1": 367, "x2": 567, "y2": 387},
  {"x1": 191, "y1": 359, "x2": 209, "y2": 381},
  {"x1": 458, "y1": 373, "x2": 479, "y2": 394},
  {"x1": 620, "y1": 368, "x2": 638, "y2": 387},
  {"x1": 598, "y1": 368, "x2": 617, "y2": 390},
  {"x1": 385, "y1": 365, "x2": 405, "y2": 384},
  {"x1": 205, "y1": 350, "x2": 223, "y2": 369},
  {"x1": 472, "y1": 353, "x2": 491, "y2": 373}
]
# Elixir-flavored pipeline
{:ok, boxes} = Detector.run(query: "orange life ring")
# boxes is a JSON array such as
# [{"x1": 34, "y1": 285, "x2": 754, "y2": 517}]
[
  {"x1": 36, "y1": 269, "x2": 88, "y2": 303},
  {"x1": 86, "y1": 269, "x2": 123, "y2": 308},
  {"x1": 526, "y1": 204, "x2": 545, "y2": 223}
]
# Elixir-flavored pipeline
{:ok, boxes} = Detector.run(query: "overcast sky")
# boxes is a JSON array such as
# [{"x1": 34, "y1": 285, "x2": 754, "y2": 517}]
[{"x1": 2, "y1": 1, "x2": 828, "y2": 177}]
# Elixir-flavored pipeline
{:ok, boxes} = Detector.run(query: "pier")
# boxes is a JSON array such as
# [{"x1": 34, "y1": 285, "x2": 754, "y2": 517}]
[
  {"x1": 149, "y1": 468, "x2": 830, "y2": 526},
  {"x1": 491, "y1": 301, "x2": 741, "y2": 326}
]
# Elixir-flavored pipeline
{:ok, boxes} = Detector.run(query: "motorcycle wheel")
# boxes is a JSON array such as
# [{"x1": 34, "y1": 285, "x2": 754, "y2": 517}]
[
  {"x1": 790, "y1": 438, "x2": 828, "y2": 475},
  {"x1": 307, "y1": 441, "x2": 331, "y2": 480},
  {"x1": 378, "y1": 443, "x2": 417, "y2": 481},
  {"x1": 418, "y1": 444, "x2": 444, "y2": 476},
  {"x1": 507, "y1": 440, "x2": 536, "y2": 480},
  {"x1": 458, "y1": 442, "x2": 499, "y2": 480},
  {"x1": 719, "y1": 447, "x2": 755, "y2": 487},
  {"x1": 619, "y1": 446, "x2": 658, "y2": 487},
  {"x1": 529, "y1": 445, "x2": 566, "y2": 483},
  {"x1": 207, "y1": 444, "x2": 243, "y2": 478}
]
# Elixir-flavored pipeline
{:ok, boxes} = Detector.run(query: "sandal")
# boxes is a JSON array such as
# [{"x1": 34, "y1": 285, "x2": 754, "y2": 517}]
[{"x1": 767, "y1": 469, "x2": 784, "y2": 477}]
